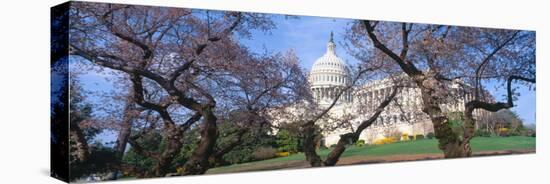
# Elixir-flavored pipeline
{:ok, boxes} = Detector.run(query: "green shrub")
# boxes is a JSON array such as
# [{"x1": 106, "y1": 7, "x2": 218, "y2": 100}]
[
  {"x1": 508, "y1": 130, "x2": 522, "y2": 136},
  {"x1": 276, "y1": 129, "x2": 301, "y2": 153},
  {"x1": 214, "y1": 118, "x2": 276, "y2": 165},
  {"x1": 415, "y1": 134, "x2": 424, "y2": 140},
  {"x1": 475, "y1": 129, "x2": 491, "y2": 137},
  {"x1": 71, "y1": 143, "x2": 118, "y2": 180},
  {"x1": 222, "y1": 146, "x2": 255, "y2": 165},
  {"x1": 427, "y1": 132, "x2": 435, "y2": 139},
  {"x1": 355, "y1": 139, "x2": 366, "y2": 147}
]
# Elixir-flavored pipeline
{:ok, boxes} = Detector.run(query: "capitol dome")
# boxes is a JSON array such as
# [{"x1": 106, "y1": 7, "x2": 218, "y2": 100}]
[
  {"x1": 310, "y1": 32, "x2": 349, "y2": 87},
  {"x1": 309, "y1": 32, "x2": 351, "y2": 104}
]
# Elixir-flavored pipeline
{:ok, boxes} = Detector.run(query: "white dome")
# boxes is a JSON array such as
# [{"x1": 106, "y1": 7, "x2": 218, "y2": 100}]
[{"x1": 310, "y1": 32, "x2": 349, "y2": 87}]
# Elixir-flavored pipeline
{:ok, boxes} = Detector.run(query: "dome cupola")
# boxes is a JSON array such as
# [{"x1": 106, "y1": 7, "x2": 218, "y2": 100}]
[
  {"x1": 309, "y1": 32, "x2": 351, "y2": 105},
  {"x1": 310, "y1": 32, "x2": 349, "y2": 87}
]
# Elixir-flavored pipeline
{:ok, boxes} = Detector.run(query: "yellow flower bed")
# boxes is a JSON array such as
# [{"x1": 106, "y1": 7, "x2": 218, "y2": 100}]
[
  {"x1": 275, "y1": 152, "x2": 290, "y2": 157},
  {"x1": 499, "y1": 127, "x2": 509, "y2": 133},
  {"x1": 176, "y1": 167, "x2": 184, "y2": 174},
  {"x1": 373, "y1": 137, "x2": 397, "y2": 145}
]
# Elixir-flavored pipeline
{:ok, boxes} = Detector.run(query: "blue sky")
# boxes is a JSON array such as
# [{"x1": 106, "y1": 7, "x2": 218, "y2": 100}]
[
  {"x1": 238, "y1": 16, "x2": 355, "y2": 69},
  {"x1": 75, "y1": 14, "x2": 536, "y2": 144}
]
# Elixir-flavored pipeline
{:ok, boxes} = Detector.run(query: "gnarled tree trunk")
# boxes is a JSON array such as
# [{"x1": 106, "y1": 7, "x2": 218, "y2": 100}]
[
  {"x1": 302, "y1": 121, "x2": 324, "y2": 167},
  {"x1": 362, "y1": 21, "x2": 473, "y2": 158},
  {"x1": 323, "y1": 133, "x2": 356, "y2": 166},
  {"x1": 105, "y1": 102, "x2": 138, "y2": 180},
  {"x1": 181, "y1": 108, "x2": 219, "y2": 175},
  {"x1": 303, "y1": 85, "x2": 399, "y2": 166},
  {"x1": 418, "y1": 84, "x2": 470, "y2": 158}
]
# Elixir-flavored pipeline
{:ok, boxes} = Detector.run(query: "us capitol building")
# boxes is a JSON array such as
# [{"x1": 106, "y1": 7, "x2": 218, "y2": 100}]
[{"x1": 306, "y1": 33, "x2": 491, "y2": 146}]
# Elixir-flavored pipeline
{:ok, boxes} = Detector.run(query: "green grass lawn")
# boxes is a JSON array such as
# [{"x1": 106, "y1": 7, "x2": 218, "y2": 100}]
[{"x1": 207, "y1": 136, "x2": 535, "y2": 174}]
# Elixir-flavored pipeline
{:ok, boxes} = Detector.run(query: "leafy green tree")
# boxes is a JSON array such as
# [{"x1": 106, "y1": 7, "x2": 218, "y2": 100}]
[
  {"x1": 215, "y1": 120, "x2": 276, "y2": 165},
  {"x1": 276, "y1": 129, "x2": 301, "y2": 153},
  {"x1": 70, "y1": 142, "x2": 118, "y2": 180},
  {"x1": 122, "y1": 130, "x2": 164, "y2": 177},
  {"x1": 495, "y1": 109, "x2": 525, "y2": 136}
]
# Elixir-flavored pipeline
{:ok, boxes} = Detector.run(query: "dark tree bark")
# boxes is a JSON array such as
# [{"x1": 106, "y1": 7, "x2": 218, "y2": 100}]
[
  {"x1": 419, "y1": 83, "x2": 466, "y2": 158},
  {"x1": 180, "y1": 108, "x2": 218, "y2": 175},
  {"x1": 145, "y1": 77, "x2": 210, "y2": 177},
  {"x1": 302, "y1": 121, "x2": 324, "y2": 167},
  {"x1": 114, "y1": 104, "x2": 135, "y2": 162}
]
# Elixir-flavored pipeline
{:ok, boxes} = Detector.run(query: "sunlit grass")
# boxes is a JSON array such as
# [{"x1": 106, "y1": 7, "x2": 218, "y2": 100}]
[{"x1": 208, "y1": 136, "x2": 535, "y2": 174}]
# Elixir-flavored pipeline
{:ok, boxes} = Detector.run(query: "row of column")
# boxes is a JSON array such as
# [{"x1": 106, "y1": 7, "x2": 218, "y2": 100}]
[
  {"x1": 312, "y1": 87, "x2": 352, "y2": 103},
  {"x1": 364, "y1": 87, "x2": 478, "y2": 114},
  {"x1": 364, "y1": 86, "x2": 422, "y2": 112},
  {"x1": 365, "y1": 88, "x2": 491, "y2": 128},
  {"x1": 311, "y1": 74, "x2": 347, "y2": 84},
  {"x1": 374, "y1": 113, "x2": 415, "y2": 126}
]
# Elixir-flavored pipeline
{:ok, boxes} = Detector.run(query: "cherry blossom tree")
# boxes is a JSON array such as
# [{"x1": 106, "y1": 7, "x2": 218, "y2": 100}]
[
  {"x1": 346, "y1": 20, "x2": 535, "y2": 158},
  {"x1": 68, "y1": 2, "x2": 307, "y2": 178}
]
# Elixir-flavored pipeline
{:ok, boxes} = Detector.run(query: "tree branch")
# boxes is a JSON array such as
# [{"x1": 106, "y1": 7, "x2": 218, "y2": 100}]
[
  {"x1": 69, "y1": 44, "x2": 204, "y2": 112},
  {"x1": 474, "y1": 31, "x2": 521, "y2": 99},
  {"x1": 169, "y1": 13, "x2": 243, "y2": 88},
  {"x1": 362, "y1": 20, "x2": 422, "y2": 76},
  {"x1": 323, "y1": 85, "x2": 400, "y2": 166}
]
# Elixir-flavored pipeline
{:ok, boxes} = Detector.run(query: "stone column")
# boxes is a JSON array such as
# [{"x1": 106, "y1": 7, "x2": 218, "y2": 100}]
[
  {"x1": 311, "y1": 88, "x2": 318, "y2": 100},
  {"x1": 368, "y1": 91, "x2": 372, "y2": 110},
  {"x1": 317, "y1": 88, "x2": 320, "y2": 100},
  {"x1": 324, "y1": 88, "x2": 328, "y2": 101},
  {"x1": 372, "y1": 89, "x2": 378, "y2": 104},
  {"x1": 321, "y1": 88, "x2": 325, "y2": 100}
]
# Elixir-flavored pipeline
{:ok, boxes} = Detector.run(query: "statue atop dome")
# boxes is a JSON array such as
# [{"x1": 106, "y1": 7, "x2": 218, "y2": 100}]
[{"x1": 327, "y1": 31, "x2": 336, "y2": 54}]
